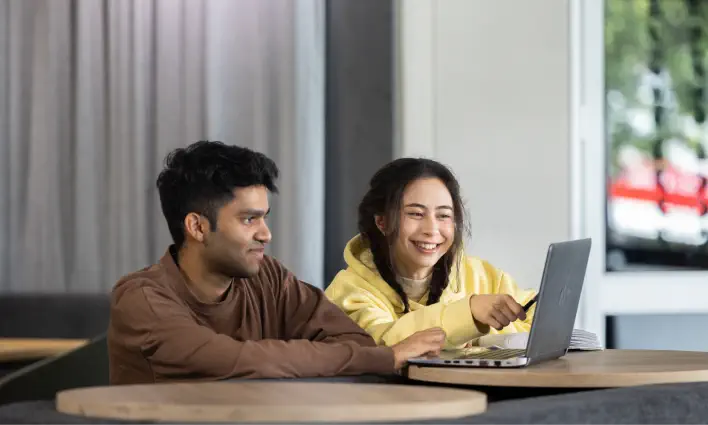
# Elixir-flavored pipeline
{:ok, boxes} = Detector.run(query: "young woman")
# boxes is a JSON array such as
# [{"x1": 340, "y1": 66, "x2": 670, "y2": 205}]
[{"x1": 325, "y1": 158, "x2": 536, "y2": 348}]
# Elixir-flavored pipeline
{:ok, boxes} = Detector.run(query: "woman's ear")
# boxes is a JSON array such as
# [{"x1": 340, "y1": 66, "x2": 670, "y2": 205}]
[{"x1": 374, "y1": 215, "x2": 386, "y2": 235}]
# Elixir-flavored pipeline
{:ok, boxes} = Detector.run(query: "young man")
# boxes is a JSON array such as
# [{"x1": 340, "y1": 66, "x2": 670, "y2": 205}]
[{"x1": 108, "y1": 141, "x2": 445, "y2": 385}]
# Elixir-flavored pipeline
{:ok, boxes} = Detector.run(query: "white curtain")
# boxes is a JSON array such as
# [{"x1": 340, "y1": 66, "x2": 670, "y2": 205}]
[{"x1": 0, "y1": 0, "x2": 325, "y2": 292}]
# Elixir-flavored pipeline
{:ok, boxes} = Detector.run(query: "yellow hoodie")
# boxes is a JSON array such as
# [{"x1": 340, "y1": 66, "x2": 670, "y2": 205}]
[{"x1": 325, "y1": 235, "x2": 536, "y2": 348}]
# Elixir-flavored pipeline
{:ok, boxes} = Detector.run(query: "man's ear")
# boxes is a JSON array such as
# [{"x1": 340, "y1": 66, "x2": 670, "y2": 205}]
[
  {"x1": 184, "y1": 213, "x2": 208, "y2": 243},
  {"x1": 374, "y1": 215, "x2": 386, "y2": 235}
]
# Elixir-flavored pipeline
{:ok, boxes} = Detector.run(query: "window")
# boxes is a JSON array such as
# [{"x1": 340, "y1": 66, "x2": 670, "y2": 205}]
[{"x1": 605, "y1": 0, "x2": 708, "y2": 271}]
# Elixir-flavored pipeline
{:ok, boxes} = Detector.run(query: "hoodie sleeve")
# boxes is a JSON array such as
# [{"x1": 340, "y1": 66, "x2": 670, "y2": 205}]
[
  {"x1": 484, "y1": 260, "x2": 536, "y2": 335},
  {"x1": 325, "y1": 270, "x2": 488, "y2": 347}
]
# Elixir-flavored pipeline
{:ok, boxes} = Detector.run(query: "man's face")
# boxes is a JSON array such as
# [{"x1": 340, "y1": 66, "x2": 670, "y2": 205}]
[{"x1": 202, "y1": 185, "x2": 272, "y2": 278}]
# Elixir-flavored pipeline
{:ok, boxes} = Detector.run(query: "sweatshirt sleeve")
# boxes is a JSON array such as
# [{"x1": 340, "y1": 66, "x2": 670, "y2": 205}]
[
  {"x1": 489, "y1": 266, "x2": 536, "y2": 335},
  {"x1": 325, "y1": 274, "x2": 489, "y2": 347},
  {"x1": 277, "y1": 269, "x2": 396, "y2": 372},
  {"x1": 112, "y1": 282, "x2": 394, "y2": 382}
]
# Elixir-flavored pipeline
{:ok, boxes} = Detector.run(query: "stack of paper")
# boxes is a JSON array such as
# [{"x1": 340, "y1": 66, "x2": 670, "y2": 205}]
[
  {"x1": 569, "y1": 328, "x2": 604, "y2": 351},
  {"x1": 476, "y1": 329, "x2": 604, "y2": 351}
]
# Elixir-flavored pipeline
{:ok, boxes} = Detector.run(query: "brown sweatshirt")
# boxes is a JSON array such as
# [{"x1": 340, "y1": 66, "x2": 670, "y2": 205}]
[{"x1": 107, "y1": 248, "x2": 395, "y2": 385}]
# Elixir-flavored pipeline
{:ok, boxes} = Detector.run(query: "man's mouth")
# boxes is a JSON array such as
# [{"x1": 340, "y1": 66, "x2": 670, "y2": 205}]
[{"x1": 249, "y1": 247, "x2": 265, "y2": 256}]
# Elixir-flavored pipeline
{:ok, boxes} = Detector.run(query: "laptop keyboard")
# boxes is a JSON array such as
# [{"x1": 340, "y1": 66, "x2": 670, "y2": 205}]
[{"x1": 460, "y1": 348, "x2": 526, "y2": 360}]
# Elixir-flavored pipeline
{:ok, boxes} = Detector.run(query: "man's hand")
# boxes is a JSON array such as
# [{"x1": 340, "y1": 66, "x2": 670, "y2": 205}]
[
  {"x1": 390, "y1": 328, "x2": 446, "y2": 369},
  {"x1": 469, "y1": 294, "x2": 526, "y2": 331}
]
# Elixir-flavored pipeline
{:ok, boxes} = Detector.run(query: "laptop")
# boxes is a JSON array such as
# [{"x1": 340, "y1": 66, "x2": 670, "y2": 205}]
[{"x1": 408, "y1": 238, "x2": 592, "y2": 368}]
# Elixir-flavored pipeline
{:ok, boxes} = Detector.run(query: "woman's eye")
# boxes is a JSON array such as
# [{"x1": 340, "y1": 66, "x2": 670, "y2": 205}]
[{"x1": 407, "y1": 212, "x2": 424, "y2": 218}]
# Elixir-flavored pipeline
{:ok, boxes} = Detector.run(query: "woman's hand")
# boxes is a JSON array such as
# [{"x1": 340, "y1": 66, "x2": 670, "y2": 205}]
[{"x1": 469, "y1": 294, "x2": 526, "y2": 331}]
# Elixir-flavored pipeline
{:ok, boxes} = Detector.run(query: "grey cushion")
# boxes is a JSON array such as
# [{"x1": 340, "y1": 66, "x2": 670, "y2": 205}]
[
  {"x1": 0, "y1": 293, "x2": 110, "y2": 339},
  {"x1": 453, "y1": 382, "x2": 708, "y2": 424},
  {"x1": 3, "y1": 382, "x2": 708, "y2": 424}
]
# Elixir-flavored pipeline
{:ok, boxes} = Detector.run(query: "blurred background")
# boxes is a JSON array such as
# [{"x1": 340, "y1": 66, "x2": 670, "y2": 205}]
[
  {"x1": 2, "y1": 0, "x2": 708, "y2": 357},
  {"x1": 605, "y1": 0, "x2": 708, "y2": 272}
]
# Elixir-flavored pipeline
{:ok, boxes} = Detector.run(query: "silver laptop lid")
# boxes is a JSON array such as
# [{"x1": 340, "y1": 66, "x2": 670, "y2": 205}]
[{"x1": 525, "y1": 238, "x2": 591, "y2": 364}]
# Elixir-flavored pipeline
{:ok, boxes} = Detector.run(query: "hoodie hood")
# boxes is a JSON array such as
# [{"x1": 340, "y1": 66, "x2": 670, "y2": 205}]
[{"x1": 342, "y1": 234, "x2": 465, "y2": 308}]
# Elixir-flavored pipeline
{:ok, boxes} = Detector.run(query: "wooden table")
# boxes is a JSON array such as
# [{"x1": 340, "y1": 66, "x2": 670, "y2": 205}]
[
  {"x1": 407, "y1": 349, "x2": 708, "y2": 388},
  {"x1": 56, "y1": 381, "x2": 487, "y2": 423},
  {"x1": 0, "y1": 338, "x2": 87, "y2": 362}
]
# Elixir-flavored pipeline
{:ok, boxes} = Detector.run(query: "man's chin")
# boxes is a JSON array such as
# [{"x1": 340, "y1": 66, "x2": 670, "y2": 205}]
[
  {"x1": 246, "y1": 264, "x2": 262, "y2": 276},
  {"x1": 241, "y1": 261, "x2": 263, "y2": 277},
  {"x1": 225, "y1": 264, "x2": 261, "y2": 279}
]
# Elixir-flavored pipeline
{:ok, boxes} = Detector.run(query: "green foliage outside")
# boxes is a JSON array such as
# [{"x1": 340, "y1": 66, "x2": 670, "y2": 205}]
[{"x1": 606, "y1": 0, "x2": 708, "y2": 175}]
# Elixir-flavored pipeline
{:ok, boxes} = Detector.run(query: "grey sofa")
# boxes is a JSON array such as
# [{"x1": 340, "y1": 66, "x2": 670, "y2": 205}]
[
  {"x1": 0, "y1": 293, "x2": 110, "y2": 377},
  {"x1": 0, "y1": 334, "x2": 109, "y2": 406},
  {"x1": 0, "y1": 293, "x2": 110, "y2": 339},
  {"x1": 1, "y1": 379, "x2": 707, "y2": 424}
]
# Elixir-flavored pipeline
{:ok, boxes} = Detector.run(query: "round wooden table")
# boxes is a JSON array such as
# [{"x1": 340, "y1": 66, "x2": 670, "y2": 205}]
[
  {"x1": 56, "y1": 381, "x2": 487, "y2": 423},
  {"x1": 0, "y1": 338, "x2": 87, "y2": 362},
  {"x1": 407, "y1": 349, "x2": 708, "y2": 388}
]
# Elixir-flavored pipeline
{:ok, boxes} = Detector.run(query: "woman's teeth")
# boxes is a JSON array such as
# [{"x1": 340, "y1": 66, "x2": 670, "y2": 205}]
[{"x1": 414, "y1": 242, "x2": 438, "y2": 250}]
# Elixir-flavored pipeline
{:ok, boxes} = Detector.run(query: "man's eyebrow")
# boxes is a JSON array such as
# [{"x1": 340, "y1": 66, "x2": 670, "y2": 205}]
[{"x1": 239, "y1": 208, "x2": 270, "y2": 216}]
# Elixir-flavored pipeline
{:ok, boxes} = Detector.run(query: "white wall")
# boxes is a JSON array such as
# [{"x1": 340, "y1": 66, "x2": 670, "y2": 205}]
[{"x1": 396, "y1": 0, "x2": 577, "y2": 298}]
